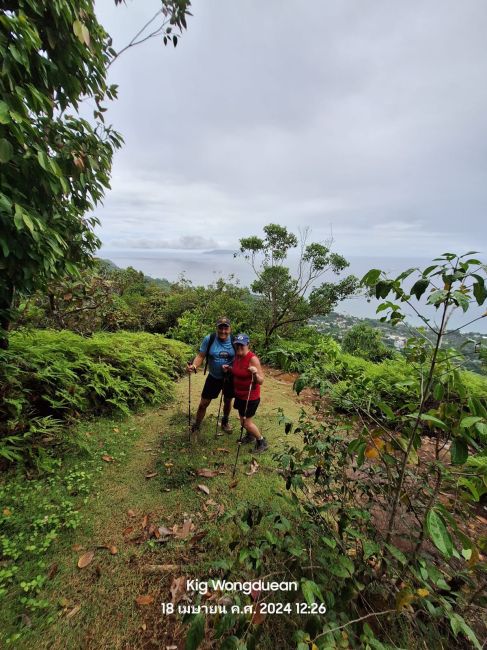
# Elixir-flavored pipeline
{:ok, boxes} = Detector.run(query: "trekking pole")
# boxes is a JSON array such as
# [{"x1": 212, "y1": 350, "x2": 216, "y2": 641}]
[
  {"x1": 232, "y1": 377, "x2": 254, "y2": 478},
  {"x1": 215, "y1": 390, "x2": 224, "y2": 437},
  {"x1": 187, "y1": 362, "x2": 196, "y2": 443}
]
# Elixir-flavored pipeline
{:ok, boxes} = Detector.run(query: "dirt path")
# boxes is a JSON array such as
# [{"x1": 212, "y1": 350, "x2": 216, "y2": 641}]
[{"x1": 27, "y1": 368, "x2": 306, "y2": 650}]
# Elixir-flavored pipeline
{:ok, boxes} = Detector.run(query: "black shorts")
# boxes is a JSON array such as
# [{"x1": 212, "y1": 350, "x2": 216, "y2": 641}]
[
  {"x1": 233, "y1": 397, "x2": 260, "y2": 418},
  {"x1": 201, "y1": 374, "x2": 234, "y2": 400}
]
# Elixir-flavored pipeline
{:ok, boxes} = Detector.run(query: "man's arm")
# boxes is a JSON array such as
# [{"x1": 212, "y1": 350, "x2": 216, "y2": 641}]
[{"x1": 187, "y1": 351, "x2": 205, "y2": 373}]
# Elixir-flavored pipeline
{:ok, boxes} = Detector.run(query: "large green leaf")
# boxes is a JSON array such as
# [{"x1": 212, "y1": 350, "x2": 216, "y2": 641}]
[
  {"x1": 450, "y1": 438, "x2": 468, "y2": 465},
  {"x1": 0, "y1": 138, "x2": 13, "y2": 163},
  {"x1": 426, "y1": 510, "x2": 453, "y2": 558}
]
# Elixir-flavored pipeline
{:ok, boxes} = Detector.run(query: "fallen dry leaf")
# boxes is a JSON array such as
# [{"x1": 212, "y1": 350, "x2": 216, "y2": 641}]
[
  {"x1": 109, "y1": 545, "x2": 118, "y2": 555},
  {"x1": 72, "y1": 544, "x2": 83, "y2": 552},
  {"x1": 101, "y1": 455, "x2": 114, "y2": 463},
  {"x1": 77, "y1": 551, "x2": 95, "y2": 569},
  {"x1": 165, "y1": 462, "x2": 174, "y2": 468},
  {"x1": 216, "y1": 448, "x2": 230, "y2": 454},
  {"x1": 122, "y1": 526, "x2": 134, "y2": 536},
  {"x1": 136, "y1": 594, "x2": 154, "y2": 606},
  {"x1": 145, "y1": 472, "x2": 158, "y2": 479},
  {"x1": 173, "y1": 519, "x2": 195, "y2": 539},
  {"x1": 142, "y1": 514, "x2": 149, "y2": 529},
  {"x1": 229, "y1": 480, "x2": 238, "y2": 489},
  {"x1": 197, "y1": 484, "x2": 210, "y2": 495},
  {"x1": 245, "y1": 459, "x2": 259, "y2": 476},
  {"x1": 127, "y1": 509, "x2": 136, "y2": 518},
  {"x1": 158, "y1": 526, "x2": 174, "y2": 537},
  {"x1": 170, "y1": 576, "x2": 187, "y2": 605},
  {"x1": 66, "y1": 604, "x2": 81, "y2": 619},
  {"x1": 47, "y1": 563, "x2": 58, "y2": 580},
  {"x1": 197, "y1": 468, "x2": 218, "y2": 478}
]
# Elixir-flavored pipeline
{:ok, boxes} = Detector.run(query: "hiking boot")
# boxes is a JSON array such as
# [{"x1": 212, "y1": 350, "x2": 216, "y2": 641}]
[
  {"x1": 252, "y1": 437, "x2": 268, "y2": 454},
  {"x1": 240, "y1": 432, "x2": 254, "y2": 445},
  {"x1": 221, "y1": 420, "x2": 233, "y2": 434}
]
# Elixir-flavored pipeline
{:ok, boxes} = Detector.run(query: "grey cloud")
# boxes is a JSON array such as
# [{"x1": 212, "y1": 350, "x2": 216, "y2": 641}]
[{"x1": 93, "y1": 0, "x2": 487, "y2": 257}]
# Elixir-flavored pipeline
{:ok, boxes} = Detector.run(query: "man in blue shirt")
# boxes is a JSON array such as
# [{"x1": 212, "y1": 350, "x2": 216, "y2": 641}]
[{"x1": 187, "y1": 316, "x2": 235, "y2": 434}]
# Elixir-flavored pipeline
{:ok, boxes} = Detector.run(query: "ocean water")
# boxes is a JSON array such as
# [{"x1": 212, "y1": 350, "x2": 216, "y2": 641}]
[{"x1": 100, "y1": 249, "x2": 487, "y2": 334}]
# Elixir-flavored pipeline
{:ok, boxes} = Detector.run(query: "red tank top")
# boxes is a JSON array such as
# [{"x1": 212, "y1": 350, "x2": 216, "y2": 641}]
[{"x1": 232, "y1": 351, "x2": 261, "y2": 400}]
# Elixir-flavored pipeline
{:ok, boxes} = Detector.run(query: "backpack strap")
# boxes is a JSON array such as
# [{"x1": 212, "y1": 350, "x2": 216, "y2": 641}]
[{"x1": 203, "y1": 332, "x2": 216, "y2": 375}]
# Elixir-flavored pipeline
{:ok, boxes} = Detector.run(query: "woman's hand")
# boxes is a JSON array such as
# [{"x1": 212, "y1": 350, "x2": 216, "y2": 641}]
[{"x1": 248, "y1": 365, "x2": 258, "y2": 375}]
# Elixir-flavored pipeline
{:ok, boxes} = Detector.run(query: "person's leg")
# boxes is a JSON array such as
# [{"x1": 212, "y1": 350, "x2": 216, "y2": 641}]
[
  {"x1": 221, "y1": 397, "x2": 233, "y2": 432},
  {"x1": 193, "y1": 397, "x2": 211, "y2": 430},
  {"x1": 242, "y1": 416, "x2": 262, "y2": 440}
]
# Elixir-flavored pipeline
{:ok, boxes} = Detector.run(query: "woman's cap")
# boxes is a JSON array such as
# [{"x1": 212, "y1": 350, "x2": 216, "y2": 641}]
[{"x1": 235, "y1": 333, "x2": 250, "y2": 345}]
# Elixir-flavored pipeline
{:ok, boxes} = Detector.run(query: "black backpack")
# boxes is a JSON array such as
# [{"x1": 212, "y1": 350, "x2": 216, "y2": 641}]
[{"x1": 203, "y1": 333, "x2": 236, "y2": 374}]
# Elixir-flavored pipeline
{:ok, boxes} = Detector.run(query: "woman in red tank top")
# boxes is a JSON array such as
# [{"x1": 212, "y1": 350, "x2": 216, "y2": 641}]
[{"x1": 224, "y1": 333, "x2": 268, "y2": 453}]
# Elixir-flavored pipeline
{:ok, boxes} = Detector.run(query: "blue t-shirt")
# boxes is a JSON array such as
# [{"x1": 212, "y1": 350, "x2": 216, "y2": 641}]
[{"x1": 199, "y1": 334, "x2": 235, "y2": 379}]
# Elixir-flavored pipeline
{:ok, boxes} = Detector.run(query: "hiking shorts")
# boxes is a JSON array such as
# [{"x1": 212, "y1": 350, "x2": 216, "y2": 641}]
[
  {"x1": 233, "y1": 397, "x2": 260, "y2": 418},
  {"x1": 201, "y1": 374, "x2": 234, "y2": 400}
]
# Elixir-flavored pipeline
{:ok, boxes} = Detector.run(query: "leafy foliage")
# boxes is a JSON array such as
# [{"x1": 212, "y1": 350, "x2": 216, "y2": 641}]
[
  {"x1": 0, "y1": 0, "x2": 123, "y2": 344},
  {"x1": 0, "y1": 329, "x2": 189, "y2": 466},
  {"x1": 342, "y1": 323, "x2": 395, "y2": 362}
]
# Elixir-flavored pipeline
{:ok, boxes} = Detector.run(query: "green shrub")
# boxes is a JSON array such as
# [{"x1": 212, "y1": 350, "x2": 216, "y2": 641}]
[{"x1": 0, "y1": 330, "x2": 190, "y2": 466}]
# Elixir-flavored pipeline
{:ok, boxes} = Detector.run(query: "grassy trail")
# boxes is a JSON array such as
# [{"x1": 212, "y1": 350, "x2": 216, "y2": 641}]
[{"x1": 23, "y1": 369, "x2": 306, "y2": 649}]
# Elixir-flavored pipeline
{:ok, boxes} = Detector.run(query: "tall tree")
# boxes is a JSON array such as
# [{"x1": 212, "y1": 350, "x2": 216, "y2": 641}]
[
  {"x1": 238, "y1": 224, "x2": 358, "y2": 347},
  {"x1": 0, "y1": 0, "x2": 192, "y2": 348}
]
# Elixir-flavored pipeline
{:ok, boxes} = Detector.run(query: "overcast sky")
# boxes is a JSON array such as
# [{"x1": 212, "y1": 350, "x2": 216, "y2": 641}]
[{"x1": 94, "y1": 0, "x2": 487, "y2": 258}]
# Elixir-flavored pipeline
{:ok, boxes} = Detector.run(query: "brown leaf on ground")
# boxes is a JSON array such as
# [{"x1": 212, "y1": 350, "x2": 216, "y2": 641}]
[
  {"x1": 165, "y1": 462, "x2": 174, "y2": 468},
  {"x1": 197, "y1": 468, "x2": 218, "y2": 478},
  {"x1": 197, "y1": 484, "x2": 210, "y2": 495},
  {"x1": 71, "y1": 544, "x2": 84, "y2": 552},
  {"x1": 101, "y1": 455, "x2": 114, "y2": 462},
  {"x1": 216, "y1": 448, "x2": 230, "y2": 453},
  {"x1": 109, "y1": 545, "x2": 118, "y2": 555},
  {"x1": 122, "y1": 526, "x2": 134, "y2": 536},
  {"x1": 215, "y1": 504, "x2": 225, "y2": 518},
  {"x1": 190, "y1": 531, "x2": 208, "y2": 544},
  {"x1": 145, "y1": 472, "x2": 158, "y2": 479},
  {"x1": 113, "y1": 427, "x2": 120, "y2": 433},
  {"x1": 229, "y1": 480, "x2": 238, "y2": 488},
  {"x1": 127, "y1": 509, "x2": 136, "y2": 517},
  {"x1": 158, "y1": 526, "x2": 174, "y2": 537},
  {"x1": 245, "y1": 459, "x2": 259, "y2": 476},
  {"x1": 66, "y1": 604, "x2": 81, "y2": 619},
  {"x1": 141, "y1": 514, "x2": 149, "y2": 529},
  {"x1": 136, "y1": 594, "x2": 154, "y2": 606},
  {"x1": 77, "y1": 551, "x2": 95, "y2": 568},
  {"x1": 170, "y1": 576, "x2": 187, "y2": 605},
  {"x1": 173, "y1": 519, "x2": 195, "y2": 539},
  {"x1": 47, "y1": 563, "x2": 58, "y2": 579}
]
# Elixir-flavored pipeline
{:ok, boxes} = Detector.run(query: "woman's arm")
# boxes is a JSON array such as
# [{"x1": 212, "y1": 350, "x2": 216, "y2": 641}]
[{"x1": 248, "y1": 356, "x2": 264, "y2": 385}]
